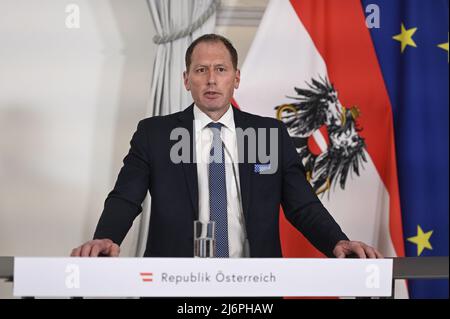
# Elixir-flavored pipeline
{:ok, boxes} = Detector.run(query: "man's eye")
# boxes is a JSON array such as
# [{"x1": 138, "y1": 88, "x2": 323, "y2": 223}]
[
  {"x1": 196, "y1": 68, "x2": 205, "y2": 73},
  {"x1": 217, "y1": 67, "x2": 225, "y2": 72}
]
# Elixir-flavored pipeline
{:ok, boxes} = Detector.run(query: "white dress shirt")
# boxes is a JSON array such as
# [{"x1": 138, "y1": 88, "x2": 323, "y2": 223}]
[{"x1": 193, "y1": 104, "x2": 247, "y2": 258}]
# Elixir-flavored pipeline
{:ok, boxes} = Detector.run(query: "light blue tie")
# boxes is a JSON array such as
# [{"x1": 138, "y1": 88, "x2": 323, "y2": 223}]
[{"x1": 208, "y1": 122, "x2": 229, "y2": 258}]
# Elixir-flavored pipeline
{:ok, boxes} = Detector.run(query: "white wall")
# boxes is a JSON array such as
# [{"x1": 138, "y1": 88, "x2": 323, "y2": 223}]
[{"x1": 0, "y1": 0, "x2": 156, "y2": 259}]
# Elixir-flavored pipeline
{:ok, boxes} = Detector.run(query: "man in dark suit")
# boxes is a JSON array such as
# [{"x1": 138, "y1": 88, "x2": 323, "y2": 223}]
[{"x1": 71, "y1": 34, "x2": 382, "y2": 259}]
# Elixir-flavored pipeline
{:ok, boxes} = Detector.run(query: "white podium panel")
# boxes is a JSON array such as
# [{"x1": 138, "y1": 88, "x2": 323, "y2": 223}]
[{"x1": 14, "y1": 258, "x2": 392, "y2": 297}]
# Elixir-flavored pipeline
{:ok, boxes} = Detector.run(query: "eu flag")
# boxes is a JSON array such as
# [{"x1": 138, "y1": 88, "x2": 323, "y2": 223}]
[{"x1": 362, "y1": 0, "x2": 449, "y2": 298}]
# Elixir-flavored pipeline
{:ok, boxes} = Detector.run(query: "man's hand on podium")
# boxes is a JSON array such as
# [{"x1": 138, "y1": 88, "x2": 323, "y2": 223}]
[
  {"x1": 71, "y1": 239, "x2": 120, "y2": 257},
  {"x1": 333, "y1": 240, "x2": 383, "y2": 259}
]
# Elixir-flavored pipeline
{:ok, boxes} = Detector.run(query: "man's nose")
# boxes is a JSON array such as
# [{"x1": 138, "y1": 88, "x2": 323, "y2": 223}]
[{"x1": 207, "y1": 70, "x2": 216, "y2": 85}]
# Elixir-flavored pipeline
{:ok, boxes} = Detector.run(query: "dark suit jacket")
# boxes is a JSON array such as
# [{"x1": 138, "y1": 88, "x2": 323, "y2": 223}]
[{"x1": 94, "y1": 104, "x2": 348, "y2": 257}]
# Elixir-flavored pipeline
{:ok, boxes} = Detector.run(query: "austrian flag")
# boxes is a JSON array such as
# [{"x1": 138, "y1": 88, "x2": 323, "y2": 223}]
[{"x1": 234, "y1": 0, "x2": 408, "y2": 298}]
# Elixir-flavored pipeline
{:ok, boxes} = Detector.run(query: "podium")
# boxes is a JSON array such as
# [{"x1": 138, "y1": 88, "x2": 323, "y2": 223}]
[{"x1": 0, "y1": 256, "x2": 448, "y2": 298}]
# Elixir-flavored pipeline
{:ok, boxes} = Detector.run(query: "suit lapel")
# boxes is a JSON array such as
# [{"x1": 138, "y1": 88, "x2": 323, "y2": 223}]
[
  {"x1": 233, "y1": 107, "x2": 252, "y2": 222},
  {"x1": 178, "y1": 104, "x2": 199, "y2": 220}
]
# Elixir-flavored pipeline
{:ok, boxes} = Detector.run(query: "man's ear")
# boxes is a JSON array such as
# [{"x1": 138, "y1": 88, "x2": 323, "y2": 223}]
[
  {"x1": 183, "y1": 71, "x2": 190, "y2": 91},
  {"x1": 234, "y1": 69, "x2": 241, "y2": 89}
]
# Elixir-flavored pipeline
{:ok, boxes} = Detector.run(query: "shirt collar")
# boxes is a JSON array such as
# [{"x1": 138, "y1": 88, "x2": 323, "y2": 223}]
[{"x1": 194, "y1": 104, "x2": 235, "y2": 134}]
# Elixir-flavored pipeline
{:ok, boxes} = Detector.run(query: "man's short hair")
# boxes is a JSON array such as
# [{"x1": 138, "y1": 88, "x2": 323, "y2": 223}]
[{"x1": 185, "y1": 34, "x2": 238, "y2": 71}]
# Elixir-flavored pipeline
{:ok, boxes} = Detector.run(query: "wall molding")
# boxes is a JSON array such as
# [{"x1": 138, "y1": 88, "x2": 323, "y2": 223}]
[{"x1": 217, "y1": 6, "x2": 265, "y2": 27}]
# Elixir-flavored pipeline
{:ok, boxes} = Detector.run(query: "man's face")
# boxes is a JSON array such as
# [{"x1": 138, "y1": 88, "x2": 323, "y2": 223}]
[{"x1": 183, "y1": 41, "x2": 240, "y2": 115}]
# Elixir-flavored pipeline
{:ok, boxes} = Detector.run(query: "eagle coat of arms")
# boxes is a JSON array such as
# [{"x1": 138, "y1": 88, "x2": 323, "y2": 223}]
[{"x1": 275, "y1": 77, "x2": 367, "y2": 195}]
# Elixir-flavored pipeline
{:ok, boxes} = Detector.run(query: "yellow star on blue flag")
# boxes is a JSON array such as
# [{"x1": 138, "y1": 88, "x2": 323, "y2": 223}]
[
  {"x1": 393, "y1": 23, "x2": 418, "y2": 53},
  {"x1": 438, "y1": 33, "x2": 449, "y2": 62},
  {"x1": 407, "y1": 225, "x2": 433, "y2": 256}
]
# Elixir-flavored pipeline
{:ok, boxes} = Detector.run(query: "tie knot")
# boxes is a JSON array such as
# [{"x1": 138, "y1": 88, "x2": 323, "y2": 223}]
[{"x1": 207, "y1": 122, "x2": 223, "y2": 130}]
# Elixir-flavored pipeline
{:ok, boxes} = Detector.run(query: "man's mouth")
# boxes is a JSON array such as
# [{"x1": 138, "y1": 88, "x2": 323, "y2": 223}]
[{"x1": 204, "y1": 91, "x2": 221, "y2": 98}]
